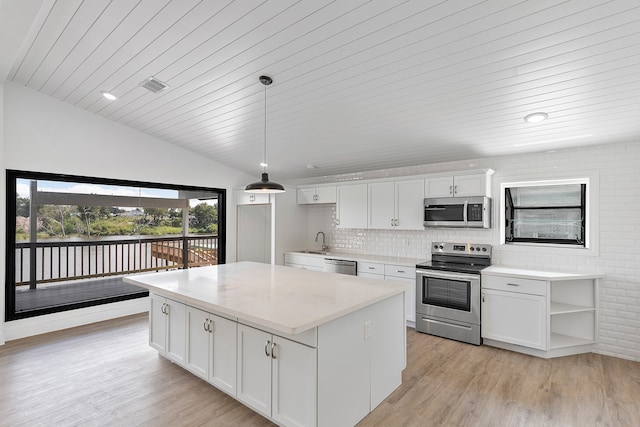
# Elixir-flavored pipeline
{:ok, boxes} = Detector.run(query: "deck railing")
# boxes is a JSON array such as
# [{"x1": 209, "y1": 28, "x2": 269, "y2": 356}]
[{"x1": 15, "y1": 235, "x2": 218, "y2": 289}]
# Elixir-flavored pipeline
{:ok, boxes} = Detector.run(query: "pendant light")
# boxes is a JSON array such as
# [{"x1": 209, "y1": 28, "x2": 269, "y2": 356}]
[{"x1": 245, "y1": 75, "x2": 285, "y2": 193}]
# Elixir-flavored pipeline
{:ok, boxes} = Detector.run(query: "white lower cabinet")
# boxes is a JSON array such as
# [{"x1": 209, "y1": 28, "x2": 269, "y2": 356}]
[
  {"x1": 185, "y1": 306, "x2": 237, "y2": 395},
  {"x1": 481, "y1": 288, "x2": 547, "y2": 350},
  {"x1": 481, "y1": 269, "x2": 600, "y2": 358},
  {"x1": 237, "y1": 324, "x2": 317, "y2": 427},
  {"x1": 357, "y1": 262, "x2": 416, "y2": 324},
  {"x1": 150, "y1": 293, "x2": 186, "y2": 366},
  {"x1": 284, "y1": 253, "x2": 325, "y2": 271}
]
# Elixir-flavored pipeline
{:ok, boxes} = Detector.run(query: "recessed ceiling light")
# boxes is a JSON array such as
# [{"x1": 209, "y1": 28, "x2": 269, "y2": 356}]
[
  {"x1": 101, "y1": 91, "x2": 117, "y2": 101},
  {"x1": 524, "y1": 112, "x2": 548, "y2": 123},
  {"x1": 259, "y1": 162, "x2": 268, "y2": 167}
]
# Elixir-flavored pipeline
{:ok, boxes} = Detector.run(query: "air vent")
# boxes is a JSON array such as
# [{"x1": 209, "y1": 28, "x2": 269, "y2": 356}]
[{"x1": 139, "y1": 77, "x2": 168, "y2": 93}]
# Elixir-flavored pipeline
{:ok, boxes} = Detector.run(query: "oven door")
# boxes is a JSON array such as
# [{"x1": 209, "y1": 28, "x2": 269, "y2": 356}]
[{"x1": 416, "y1": 269, "x2": 481, "y2": 325}]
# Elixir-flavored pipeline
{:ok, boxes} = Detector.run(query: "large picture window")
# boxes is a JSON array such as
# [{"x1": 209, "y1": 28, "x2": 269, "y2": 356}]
[
  {"x1": 5, "y1": 170, "x2": 226, "y2": 321},
  {"x1": 502, "y1": 179, "x2": 588, "y2": 247}
]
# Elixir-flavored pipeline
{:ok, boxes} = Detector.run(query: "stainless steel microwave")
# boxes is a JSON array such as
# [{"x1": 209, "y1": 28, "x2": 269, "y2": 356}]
[{"x1": 423, "y1": 196, "x2": 491, "y2": 228}]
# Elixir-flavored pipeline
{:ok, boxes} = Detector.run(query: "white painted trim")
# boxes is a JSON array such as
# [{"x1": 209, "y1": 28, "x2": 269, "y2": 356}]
[{"x1": 2, "y1": 297, "x2": 149, "y2": 342}]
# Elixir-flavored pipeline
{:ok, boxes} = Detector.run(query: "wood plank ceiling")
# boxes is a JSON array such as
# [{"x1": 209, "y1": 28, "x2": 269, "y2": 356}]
[{"x1": 3, "y1": 0, "x2": 640, "y2": 180}]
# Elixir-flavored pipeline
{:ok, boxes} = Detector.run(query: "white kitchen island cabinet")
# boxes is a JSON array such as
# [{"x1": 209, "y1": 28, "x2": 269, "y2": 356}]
[
  {"x1": 149, "y1": 293, "x2": 186, "y2": 366},
  {"x1": 185, "y1": 306, "x2": 237, "y2": 395},
  {"x1": 125, "y1": 262, "x2": 407, "y2": 427}
]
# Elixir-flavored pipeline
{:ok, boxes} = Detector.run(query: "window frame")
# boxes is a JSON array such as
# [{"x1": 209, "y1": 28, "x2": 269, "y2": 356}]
[
  {"x1": 499, "y1": 177, "x2": 593, "y2": 251},
  {"x1": 5, "y1": 169, "x2": 226, "y2": 321}
]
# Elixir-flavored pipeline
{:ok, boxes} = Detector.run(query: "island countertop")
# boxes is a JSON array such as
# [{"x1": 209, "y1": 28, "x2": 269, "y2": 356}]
[{"x1": 124, "y1": 261, "x2": 408, "y2": 335}]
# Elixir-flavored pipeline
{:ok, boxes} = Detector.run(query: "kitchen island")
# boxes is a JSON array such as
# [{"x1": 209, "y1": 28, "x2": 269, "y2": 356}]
[{"x1": 124, "y1": 261, "x2": 407, "y2": 427}]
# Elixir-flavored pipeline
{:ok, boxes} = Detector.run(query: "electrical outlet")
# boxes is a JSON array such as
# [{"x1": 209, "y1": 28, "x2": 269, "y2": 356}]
[{"x1": 364, "y1": 320, "x2": 372, "y2": 339}]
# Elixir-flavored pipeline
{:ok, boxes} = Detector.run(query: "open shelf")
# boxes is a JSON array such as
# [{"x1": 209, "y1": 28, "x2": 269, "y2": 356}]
[
  {"x1": 550, "y1": 302, "x2": 595, "y2": 315},
  {"x1": 550, "y1": 333, "x2": 595, "y2": 350}
]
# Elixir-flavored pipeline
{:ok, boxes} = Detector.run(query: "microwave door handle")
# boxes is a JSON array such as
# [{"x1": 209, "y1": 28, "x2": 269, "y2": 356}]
[
  {"x1": 463, "y1": 200, "x2": 468, "y2": 224},
  {"x1": 425, "y1": 207, "x2": 446, "y2": 211}
]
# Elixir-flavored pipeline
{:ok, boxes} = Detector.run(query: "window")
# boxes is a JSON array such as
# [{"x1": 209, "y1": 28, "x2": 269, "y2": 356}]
[
  {"x1": 502, "y1": 179, "x2": 588, "y2": 248},
  {"x1": 5, "y1": 170, "x2": 226, "y2": 321}
]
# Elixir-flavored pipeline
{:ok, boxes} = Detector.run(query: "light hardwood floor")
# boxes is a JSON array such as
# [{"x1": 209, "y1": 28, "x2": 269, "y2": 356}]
[{"x1": 1, "y1": 314, "x2": 638, "y2": 427}]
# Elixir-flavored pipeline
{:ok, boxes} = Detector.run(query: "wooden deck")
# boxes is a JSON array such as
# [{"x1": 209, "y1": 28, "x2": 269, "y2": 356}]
[{"x1": 15, "y1": 277, "x2": 147, "y2": 313}]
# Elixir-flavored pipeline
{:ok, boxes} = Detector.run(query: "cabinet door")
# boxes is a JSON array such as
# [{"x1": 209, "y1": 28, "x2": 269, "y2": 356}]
[
  {"x1": 149, "y1": 293, "x2": 167, "y2": 353},
  {"x1": 165, "y1": 299, "x2": 186, "y2": 366},
  {"x1": 209, "y1": 314, "x2": 237, "y2": 395},
  {"x1": 453, "y1": 174, "x2": 485, "y2": 197},
  {"x1": 385, "y1": 277, "x2": 415, "y2": 323},
  {"x1": 272, "y1": 337, "x2": 317, "y2": 427},
  {"x1": 297, "y1": 188, "x2": 317, "y2": 204},
  {"x1": 482, "y1": 289, "x2": 547, "y2": 350},
  {"x1": 336, "y1": 184, "x2": 368, "y2": 229},
  {"x1": 185, "y1": 306, "x2": 210, "y2": 380},
  {"x1": 238, "y1": 192, "x2": 270, "y2": 204},
  {"x1": 368, "y1": 181, "x2": 395, "y2": 229},
  {"x1": 424, "y1": 176, "x2": 454, "y2": 197},
  {"x1": 237, "y1": 324, "x2": 272, "y2": 417},
  {"x1": 395, "y1": 179, "x2": 425, "y2": 230},
  {"x1": 315, "y1": 186, "x2": 337, "y2": 203}
]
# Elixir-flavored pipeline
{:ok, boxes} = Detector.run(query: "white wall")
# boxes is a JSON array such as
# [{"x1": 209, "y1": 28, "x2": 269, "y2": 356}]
[
  {"x1": 296, "y1": 141, "x2": 640, "y2": 361},
  {"x1": 1, "y1": 82, "x2": 255, "y2": 342}
]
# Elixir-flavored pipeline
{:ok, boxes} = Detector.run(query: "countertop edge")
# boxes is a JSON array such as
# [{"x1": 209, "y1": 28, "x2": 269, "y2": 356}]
[
  {"x1": 285, "y1": 251, "x2": 423, "y2": 267},
  {"x1": 482, "y1": 265, "x2": 604, "y2": 281}
]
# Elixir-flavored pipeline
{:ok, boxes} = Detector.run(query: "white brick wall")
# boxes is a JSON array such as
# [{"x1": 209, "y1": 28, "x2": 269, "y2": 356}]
[{"x1": 303, "y1": 141, "x2": 640, "y2": 361}]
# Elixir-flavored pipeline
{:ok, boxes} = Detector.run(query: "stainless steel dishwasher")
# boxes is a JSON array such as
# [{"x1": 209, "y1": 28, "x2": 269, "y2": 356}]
[{"x1": 324, "y1": 258, "x2": 357, "y2": 275}]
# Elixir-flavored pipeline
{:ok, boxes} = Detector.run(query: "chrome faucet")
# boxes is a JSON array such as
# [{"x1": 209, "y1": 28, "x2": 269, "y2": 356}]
[{"x1": 314, "y1": 231, "x2": 328, "y2": 252}]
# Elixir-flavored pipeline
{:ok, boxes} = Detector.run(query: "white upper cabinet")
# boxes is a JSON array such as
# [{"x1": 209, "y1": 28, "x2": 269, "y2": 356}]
[
  {"x1": 368, "y1": 179, "x2": 424, "y2": 230},
  {"x1": 425, "y1": 171, "x2": 493, "y2": 198},
  {"x1": 297, "y1": 186, "x2": 337, "y2": 204},
  {"x1": 336, "y1": 184, "x2": 368, "y2": 229},
  {"x1": 237, "y1": 191, "x2": 270, "y2": 205}
]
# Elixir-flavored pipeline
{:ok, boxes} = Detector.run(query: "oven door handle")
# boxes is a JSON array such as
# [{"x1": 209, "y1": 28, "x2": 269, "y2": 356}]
[{"x1": 416, "y1": 269, "x2": 480, "y2": 281}]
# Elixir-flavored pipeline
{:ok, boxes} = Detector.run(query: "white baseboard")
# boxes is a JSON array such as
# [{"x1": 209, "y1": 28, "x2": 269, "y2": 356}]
[{"x1": 2, "y1": 297, "x2": 149, "y2": 342}]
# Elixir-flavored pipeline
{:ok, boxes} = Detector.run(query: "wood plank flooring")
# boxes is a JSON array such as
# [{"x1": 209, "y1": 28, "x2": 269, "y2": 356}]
[{"x1": 1, "y1": 314, "x2": 639, "y2": 427}]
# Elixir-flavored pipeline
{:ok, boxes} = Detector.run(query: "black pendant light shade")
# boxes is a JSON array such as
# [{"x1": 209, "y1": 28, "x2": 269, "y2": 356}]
[
  {"x1": 245, "y1": 172, "x2": 285, "y2": 193},
  {"x1": 245, "y1": 75, "x2": 285, "y2": 194}
]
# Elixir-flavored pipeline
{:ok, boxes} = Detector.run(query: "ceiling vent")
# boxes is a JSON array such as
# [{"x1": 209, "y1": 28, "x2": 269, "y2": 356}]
[{"x1": 139, "y1": 77, "x2": 168, "y2": 93}]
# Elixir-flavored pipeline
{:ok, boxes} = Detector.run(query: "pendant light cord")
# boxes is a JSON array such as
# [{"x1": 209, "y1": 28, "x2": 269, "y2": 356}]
[{"x1": 263, "y1": 81, "x2": 267, "y2": 172}]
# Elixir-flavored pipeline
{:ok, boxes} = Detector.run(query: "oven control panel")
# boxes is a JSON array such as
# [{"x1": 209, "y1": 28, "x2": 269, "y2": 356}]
[{"x1": 432, "y1": 242, "x2": 492, "y2": 256}]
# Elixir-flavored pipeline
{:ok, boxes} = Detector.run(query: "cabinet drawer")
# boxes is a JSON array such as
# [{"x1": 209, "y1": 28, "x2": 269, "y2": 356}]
[
  {"x1": 482, "y1": 274, "x2": 547, "y2": 296},
  {"x1": 357, "y1": 262, "x2": 384, "y2": 275},
  {"x1": 384, "y1": 264, "x2": 415, "y2": 280}
]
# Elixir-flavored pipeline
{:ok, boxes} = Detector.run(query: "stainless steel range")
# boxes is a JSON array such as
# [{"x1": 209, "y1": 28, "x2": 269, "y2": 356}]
[{"x1": 415, "y1": 242, "x2": 492, "y2": 345}]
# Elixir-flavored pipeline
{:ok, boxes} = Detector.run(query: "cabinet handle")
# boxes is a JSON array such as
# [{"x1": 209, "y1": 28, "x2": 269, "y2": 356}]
[
  {"x1": 368, "y1": 266, "x2": 375, "y2": 270},
  {"x1": 454, "y1": 185, "x2": 458, "y2": 194},
  {"x1": 160, "y1": 303, "x2": 165, "y2": 314},
  {"x1": 391, "y1": 219, "x2": 394, "y2": 226},
  {"x1": 482, "y1": 293, "x2": 485, "y2": 303},
  {"x1": 208, "y1": 320, "x2": 214, "y2": 333},
  {"x1": 265, "y1": 340, "x2": 271, "y2": 357},
  {"x1": 397, "y1": 270, "x2": 405, "y2": 274},
  {"x1": 449, "y1": 185, "x2": 453, "y2": 194},
  {"x1": 506, "y1": 283, "x2": 520, "y2": 287},
  {"x1": 163, "y1": 303, "x2": 169, "y2": 315},
  {"x1": 203, "y1": 319, "x2": 209, "y2": 332},
  {"x1": 335, "y1": 219, "x2": 340, "y2": 225},
  {"x1": 271, "y1": 342, "x2": 277, "y2": 359}
]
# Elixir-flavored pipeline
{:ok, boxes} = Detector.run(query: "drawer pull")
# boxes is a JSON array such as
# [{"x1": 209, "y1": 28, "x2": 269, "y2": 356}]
[
  {"x1": 396, "y1": 270, "x2": 405, "y2": 273},
  {"x1": 369, "y1": 267, "x2": 375, "y2": 270},
  {"x1": 506, "y1": 283, "x2": 520, "y2": 287}
]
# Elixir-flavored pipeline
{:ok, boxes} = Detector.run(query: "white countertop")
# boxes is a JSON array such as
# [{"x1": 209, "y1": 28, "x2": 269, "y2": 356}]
[
  {"x1": 125, "y1": 261, "x2": 408, "y2": 335},
  {"x1": 483, "y1": 265, "x2": 604, "y2": 281},
  {"x1": 286, "y1": 251, "x2": 424, "y2": 267}
]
